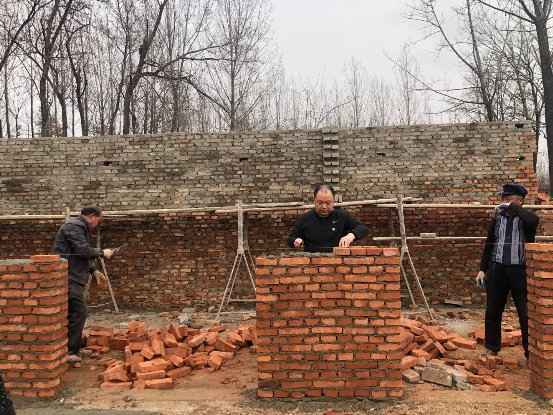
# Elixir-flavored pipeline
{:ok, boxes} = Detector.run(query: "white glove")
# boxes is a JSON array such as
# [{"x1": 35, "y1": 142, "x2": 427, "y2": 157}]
[
  {"x1": 293, "y1": 238, "x2": 304, "y2": 249},
  {"x1": 476, "y1": 270, "x2": 486, "y2": 289},
  {"x1": 93, "y1": 270, "x2": 107, "y2": 285},
  {"x1": 339, "y1": 233, "x2": 355, "y2": 247},
  {"x1": 102, "y1": 248, "x2": 114, "y2": 259}
]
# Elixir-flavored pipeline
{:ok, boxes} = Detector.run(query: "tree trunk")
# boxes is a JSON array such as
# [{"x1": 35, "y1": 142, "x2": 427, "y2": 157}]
[
  {"x1": 55, "y1": 89, "x2": 68, "y2": 137},
  {"x1": 40, "y1": 70, "x2": 50, "y2": 137},
  {"x1": 4, "y1": 67, "x2": 11, "y2": 138},
  {"x1": 534, "y1": 17, "x2": 553, "y2": 195}
]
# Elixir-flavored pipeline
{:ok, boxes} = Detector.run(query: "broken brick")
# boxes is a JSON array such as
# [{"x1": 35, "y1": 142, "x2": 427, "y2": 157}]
[
  {"x1": 167, "y1": 366, "x2": 192, "y2": 379},
  {"x1": 188, "y1": 333, "x2": 208, "y2": 348},
  {"x1": 100, "y1": 382, "x2": 132, "y2": 391},
  {"x1": 141, "y1": 345, "x2": 155, "y2": 360},
  {"x1": 450, "y1": 337, "x2": 476, "y2": 350},
  {"x1": 137, "y1": 358, "x2": 171, "y2": 373},
  {"x1": 215, "y1": 338, "x2": 237, "y2": 353},
  {"x1": 136, "y1": 370, "x2": 166, "y2": 381},
  {"x1": 162, "y1": 332, "x2": 179, "y2": 348},
  {"x1": 145, "y1": 378, "x2": 174, "y2": 390},
  {"x1": 168, "y1": 354, "x2": 185, "y2": 368}
]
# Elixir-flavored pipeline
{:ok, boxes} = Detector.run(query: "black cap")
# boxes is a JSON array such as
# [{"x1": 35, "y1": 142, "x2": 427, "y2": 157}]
[{"x1": 500, "y1": 183, "x2": 528, "y2": 198}]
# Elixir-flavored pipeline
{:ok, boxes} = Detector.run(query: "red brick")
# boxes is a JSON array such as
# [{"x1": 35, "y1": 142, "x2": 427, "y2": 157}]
[
  {"x1": 167, "y1": 366, "x2": 192, "y2": 379},
  {"x1": 136, "y1": 370, "x2": 166, "y2": 381},
  {"x1": 279, "y1": 257, "x2": 311, "y2": 266},
  {"x1": 256, "y1": 257, "x2": 278, "y2": 266},
  {"x1": 145, "y1": 378, "x2": 174, "y2": 389},
  {"x1": 100, "y1": 382, "x2": 132, "y2": 391},
  {"x1": 30, "y1": 255, "x2": 61, "y2": 263}
]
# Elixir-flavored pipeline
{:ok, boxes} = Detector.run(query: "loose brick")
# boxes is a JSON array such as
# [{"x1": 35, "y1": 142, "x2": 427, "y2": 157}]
[
  {"x1": 167, "y1": 366, "x2": 192, "y2": 379},
  {"x1": 145, "y1": 378, "x2": 174, "y2": 390},
  {"x1": 136, "y1": 370, "x2": 166, "y2": 381},
  {"x1": 100, "y1": 382, "x2": 132, "y2": 391}
]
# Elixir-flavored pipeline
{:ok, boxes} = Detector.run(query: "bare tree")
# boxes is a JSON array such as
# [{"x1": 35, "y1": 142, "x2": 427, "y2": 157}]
[
  {"x1": 475, "y1": 0, "x2": 553, "y2": 193},
  {"x1": 202, "y1": 0, "x2": 271, "y2": 130},
  {"x1": 0, "y1": 0, "x2": 45, "y2": 75},
  {"x1": 409, "y1": 0, "x2": 499, "y2": 121},
  {"x1": 344, "y1": 58, "x2": 367, "y2": 128}
]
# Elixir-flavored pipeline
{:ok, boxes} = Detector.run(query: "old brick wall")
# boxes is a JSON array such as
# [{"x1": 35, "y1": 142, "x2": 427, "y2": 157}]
[
  {"x1": 0, "y1": 122, "x2": 537, "y2": 214},
  {"x1": 0, "y1": 122, "x2": 541, "y2": 310},
  {"x1": 0, "y1": 255, "x2": 68, "y2": 398},
  {"x1": 255, "y1": 246, "x2": 403, "y2": 400}
]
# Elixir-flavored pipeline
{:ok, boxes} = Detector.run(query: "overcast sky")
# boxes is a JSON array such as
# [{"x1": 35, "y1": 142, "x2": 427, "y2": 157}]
[{"x1": 272, "y1": 0, "x2": 460, "y2": 86}]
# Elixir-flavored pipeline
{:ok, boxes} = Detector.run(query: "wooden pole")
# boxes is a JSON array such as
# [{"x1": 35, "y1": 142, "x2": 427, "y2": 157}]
[
  {"x1": 96, "y1": 228, "x2": 120, "y2": 313},
  {"x1": 397, "y1": 195, "x2": 434, "y2": 320}
]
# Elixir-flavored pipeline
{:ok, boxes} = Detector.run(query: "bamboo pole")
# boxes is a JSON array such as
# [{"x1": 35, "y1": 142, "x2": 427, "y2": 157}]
[
  {"x1": 0, "y1": 197, "x2": 422, "y2": 220},
  {"x1": 376, "y1": 203, "x2": 553, "y2": 209},
  {"x1": 373, "y1": 235, "x2": 553, "y2": 242}
]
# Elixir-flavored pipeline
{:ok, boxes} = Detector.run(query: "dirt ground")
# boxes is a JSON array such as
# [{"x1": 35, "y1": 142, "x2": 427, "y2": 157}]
[{"x1": 12, "y1": 307, "x2": 553, "y2": 415}]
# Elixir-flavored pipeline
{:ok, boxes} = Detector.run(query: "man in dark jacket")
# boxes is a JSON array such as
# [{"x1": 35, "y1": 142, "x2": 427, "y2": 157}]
[
  {"x1": 0, "y1": 372, "x2": 16, "y2": 415},
  {"x1": 288, "y1": 184, "x2": 368, "y2": 252},
  {"x1": 53, "y1": 207, "x2": 115, "y2": 363},
  {"x1": 476, "y1": 183, "x2": 539, "y2": 359}
]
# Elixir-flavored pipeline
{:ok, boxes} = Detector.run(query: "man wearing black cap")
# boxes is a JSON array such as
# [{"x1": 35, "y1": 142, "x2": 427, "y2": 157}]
[{"x1": 476, "y1": 183, "x2": 539, "y2": 359}]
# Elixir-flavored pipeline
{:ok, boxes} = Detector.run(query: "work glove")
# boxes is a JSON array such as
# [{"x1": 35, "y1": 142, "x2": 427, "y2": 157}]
[
  {"x1": 476, "y1": 270, "x2": 486, "y2": 289},
  {"x1": 93, "y1": 270, "x2": 107, "y2": 285},
  {"x1": 102, "y1": 248, "x2": 114, "y2": 259},
  {"x1": 293, "y1": 238, "x2": 304, "y2": 249},
  {"x1": 339, "y1": 233, "x2": 356, "y2": 248}
]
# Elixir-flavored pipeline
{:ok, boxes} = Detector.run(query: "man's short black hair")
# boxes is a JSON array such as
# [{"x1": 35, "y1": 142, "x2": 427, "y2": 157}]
[
  {"x1": 81, "y1": 206, "x2": 102, "y2": 217},
  {"x1": 313, "y1": 184, "x2": 335, "y2": 198}
]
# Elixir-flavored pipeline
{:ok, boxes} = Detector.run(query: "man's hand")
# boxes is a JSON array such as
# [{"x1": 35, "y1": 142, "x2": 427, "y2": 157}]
[
  {"x1": 293, "y1": 238, "x2": 304, "y2": 249},
  {"x1": 495, "y1": 202, "x2": 511, "y2": 214},
  {"x1": 339, "y1": 233, "x2": 355, "y2": 248},
  {"x1": 102, "y1": 249, "x2": 114, "y2": 259},
  {"x1": 93, "y1": 270, "x2": 107, "y2": 286},
  {"x1": 476, "y1": 270, "x2": 486, "y2": 289}
]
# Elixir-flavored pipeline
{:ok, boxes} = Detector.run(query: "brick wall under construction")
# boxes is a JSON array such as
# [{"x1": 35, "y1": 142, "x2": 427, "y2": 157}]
[
  {"x1": 255, "y1": 247, "x2": 403, "y2": 400},
  {"x1": 0, "y1": 255, "x2": 68, "y2": 398},
  {"x1": 527, "y1": 243, "x2": 553, "y2": 399}
]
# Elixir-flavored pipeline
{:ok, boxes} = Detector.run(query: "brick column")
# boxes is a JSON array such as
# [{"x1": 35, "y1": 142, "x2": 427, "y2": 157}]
[
  {"x1": 527, "y1": 243, "x2": 553, "y2": 399},
  {"x1": 0, "y1": 255, "x2": 68, "y2": 398},
  {"x1": 255, "y1": 246, "x2": 402, "y2": 400}
]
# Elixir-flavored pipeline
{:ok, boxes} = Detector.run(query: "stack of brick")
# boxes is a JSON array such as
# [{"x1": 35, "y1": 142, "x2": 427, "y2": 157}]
[
  {"x1": 399, "y1": 317, "x2": 512, "y2": 391},
  {"x1": 256, "y1": 246, "x2": 403, "y2": 400},
  {"x1": 98, "y1": 320, "x2": 255, "y2": 390},
  {"x1": 0, "y1": 255, "x2": 68, "y2": 398},
  {"x1": 527, "y1": 243, "x2": 553, "y2": 399}
]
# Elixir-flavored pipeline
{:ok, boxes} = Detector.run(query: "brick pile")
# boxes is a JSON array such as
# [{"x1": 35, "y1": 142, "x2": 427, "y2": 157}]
[
  {"x1": 527, "y1": 243, "x2": 553, "y2": 399},
  {"x1": 256, "y1": 246, "x2": 403, "y2": 400},
  {"x1": 0, "y1": 255, "x2": 68, "y2": 398},
  {"x1": 91, "y1": 320, "x2": 255, "y2": 390},
  {"x1": 399, "y1": 318, "x2": 512, "y2": 391}
]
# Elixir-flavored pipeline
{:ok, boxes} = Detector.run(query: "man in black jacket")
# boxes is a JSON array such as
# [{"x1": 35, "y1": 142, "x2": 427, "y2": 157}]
[
  {"x1": 53, "y1": 207, "x2": 115, "y2": 363},
  {"x1": 476, "y1": 183, "x2": 539, "y2": 359},
  {"x1": 288, "y1": 184, "x2": 368, "y2": 252},
  {"x1": 0, "y1": 372, "x2": 16, "y2": 415}
]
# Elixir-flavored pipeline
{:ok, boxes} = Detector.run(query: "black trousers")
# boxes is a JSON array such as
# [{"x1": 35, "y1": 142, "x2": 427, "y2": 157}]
[
  {"x1": 68, "y1": 282, "x2": 88, "y2": 355},
  {"x1": 0, "y1": 372, "x2": 16, "y2": 415},
  {"x1": 485, "y1": 262, "x2": 528, "y2": 356}
]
